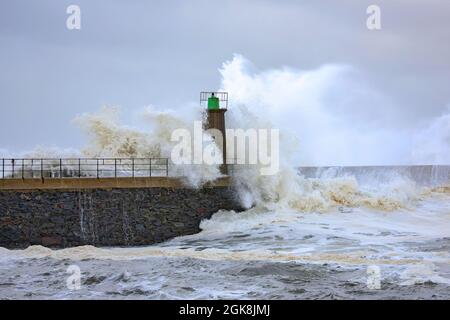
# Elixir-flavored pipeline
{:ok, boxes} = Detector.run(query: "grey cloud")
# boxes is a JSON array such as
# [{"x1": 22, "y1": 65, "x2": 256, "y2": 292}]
[{"x1": 0, "y1": 0, "x2": 449, "y2": 153}]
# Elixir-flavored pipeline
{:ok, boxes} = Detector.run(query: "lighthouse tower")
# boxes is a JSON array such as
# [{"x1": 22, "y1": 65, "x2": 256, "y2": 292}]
[{"x1": 200, "y1": 92, "x2": 228, "y2": 174}]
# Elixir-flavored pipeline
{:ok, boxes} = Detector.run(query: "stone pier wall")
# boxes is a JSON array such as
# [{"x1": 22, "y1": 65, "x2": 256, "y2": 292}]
[{"x1": 0, "y1": 186, "x2": 243, "y2": 249}]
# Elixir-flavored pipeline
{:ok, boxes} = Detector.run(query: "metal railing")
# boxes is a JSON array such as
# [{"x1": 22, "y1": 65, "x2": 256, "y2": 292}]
[
  {"x1": 0, "y1": 158, "x2": 169, "y2": 179},
  {"x1": 200, "y1": 91, "x2": 228, "y2": 109}
]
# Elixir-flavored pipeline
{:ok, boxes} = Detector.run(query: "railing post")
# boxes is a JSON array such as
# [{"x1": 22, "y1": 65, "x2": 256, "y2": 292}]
[
  {"x1": 114, "y1": 158, "x2": 117, "y2": 178},
  {"x1": 97, "y1": 158, "x2": 99, "y2": 178},
  {"x1": 78, "y1": 158, "x2": 81, "y2": 177},
  {"x1": 149, "y1": 158, "x2": 152, "y2": 177},
  {"x1": 2, "y1": 159, "x2": 4, "y2": 179},
  {"x1": 41, "y1": 158, "x2": 43, "y2": 180},
  {"x1": 22, "y1": 159, "x2": 24, "y2": 180},
  {"x1": 12, "y1": 159, "x2": 14, "y2": 178},
  {"x1": 132, "y1": 158, "x2": 134, "y2": 178},
  {"x1": 166, "y1": 158, "x2": 168, "y2": 176},
  {"x1": 60, "y1": 159, "x2": 62, "y2": 178}
]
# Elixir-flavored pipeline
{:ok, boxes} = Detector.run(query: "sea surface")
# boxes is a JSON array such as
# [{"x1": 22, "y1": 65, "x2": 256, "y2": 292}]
[{"x1": 0, "y1": 166, "x2": 449, "y2": 299}]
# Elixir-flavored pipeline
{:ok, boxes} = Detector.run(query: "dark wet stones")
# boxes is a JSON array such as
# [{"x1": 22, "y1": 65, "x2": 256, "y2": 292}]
[
  {"x1": 41, "y1": 236, "x2": 62, "y2": 247},
  {"x1": 0, "y1": 187, "x2": 244, "y2": 248}
]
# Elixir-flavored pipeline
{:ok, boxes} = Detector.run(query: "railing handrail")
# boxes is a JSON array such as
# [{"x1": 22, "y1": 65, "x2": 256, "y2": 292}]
[
  {"x1": 0, "y1": 157, "x2": 169, "y2": 179},
  {"x1": 0, "y1": 157, "x2": 169, "y2": 160}
]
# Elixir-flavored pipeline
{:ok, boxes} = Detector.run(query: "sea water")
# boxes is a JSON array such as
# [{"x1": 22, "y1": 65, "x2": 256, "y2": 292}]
[{"x1": 0, "y1": 166, "x2": 448, "y2": 299}]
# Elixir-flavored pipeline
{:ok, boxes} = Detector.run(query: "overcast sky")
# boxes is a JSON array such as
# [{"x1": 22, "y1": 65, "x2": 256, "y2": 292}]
[{"x1": 0, "y1": 0, "x2": 449, "y2": 154}]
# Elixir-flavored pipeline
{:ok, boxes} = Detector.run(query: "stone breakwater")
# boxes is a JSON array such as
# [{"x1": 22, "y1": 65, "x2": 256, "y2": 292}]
[{"x1": 0, "y1": 187, "x2": 243, "y2": 249}]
